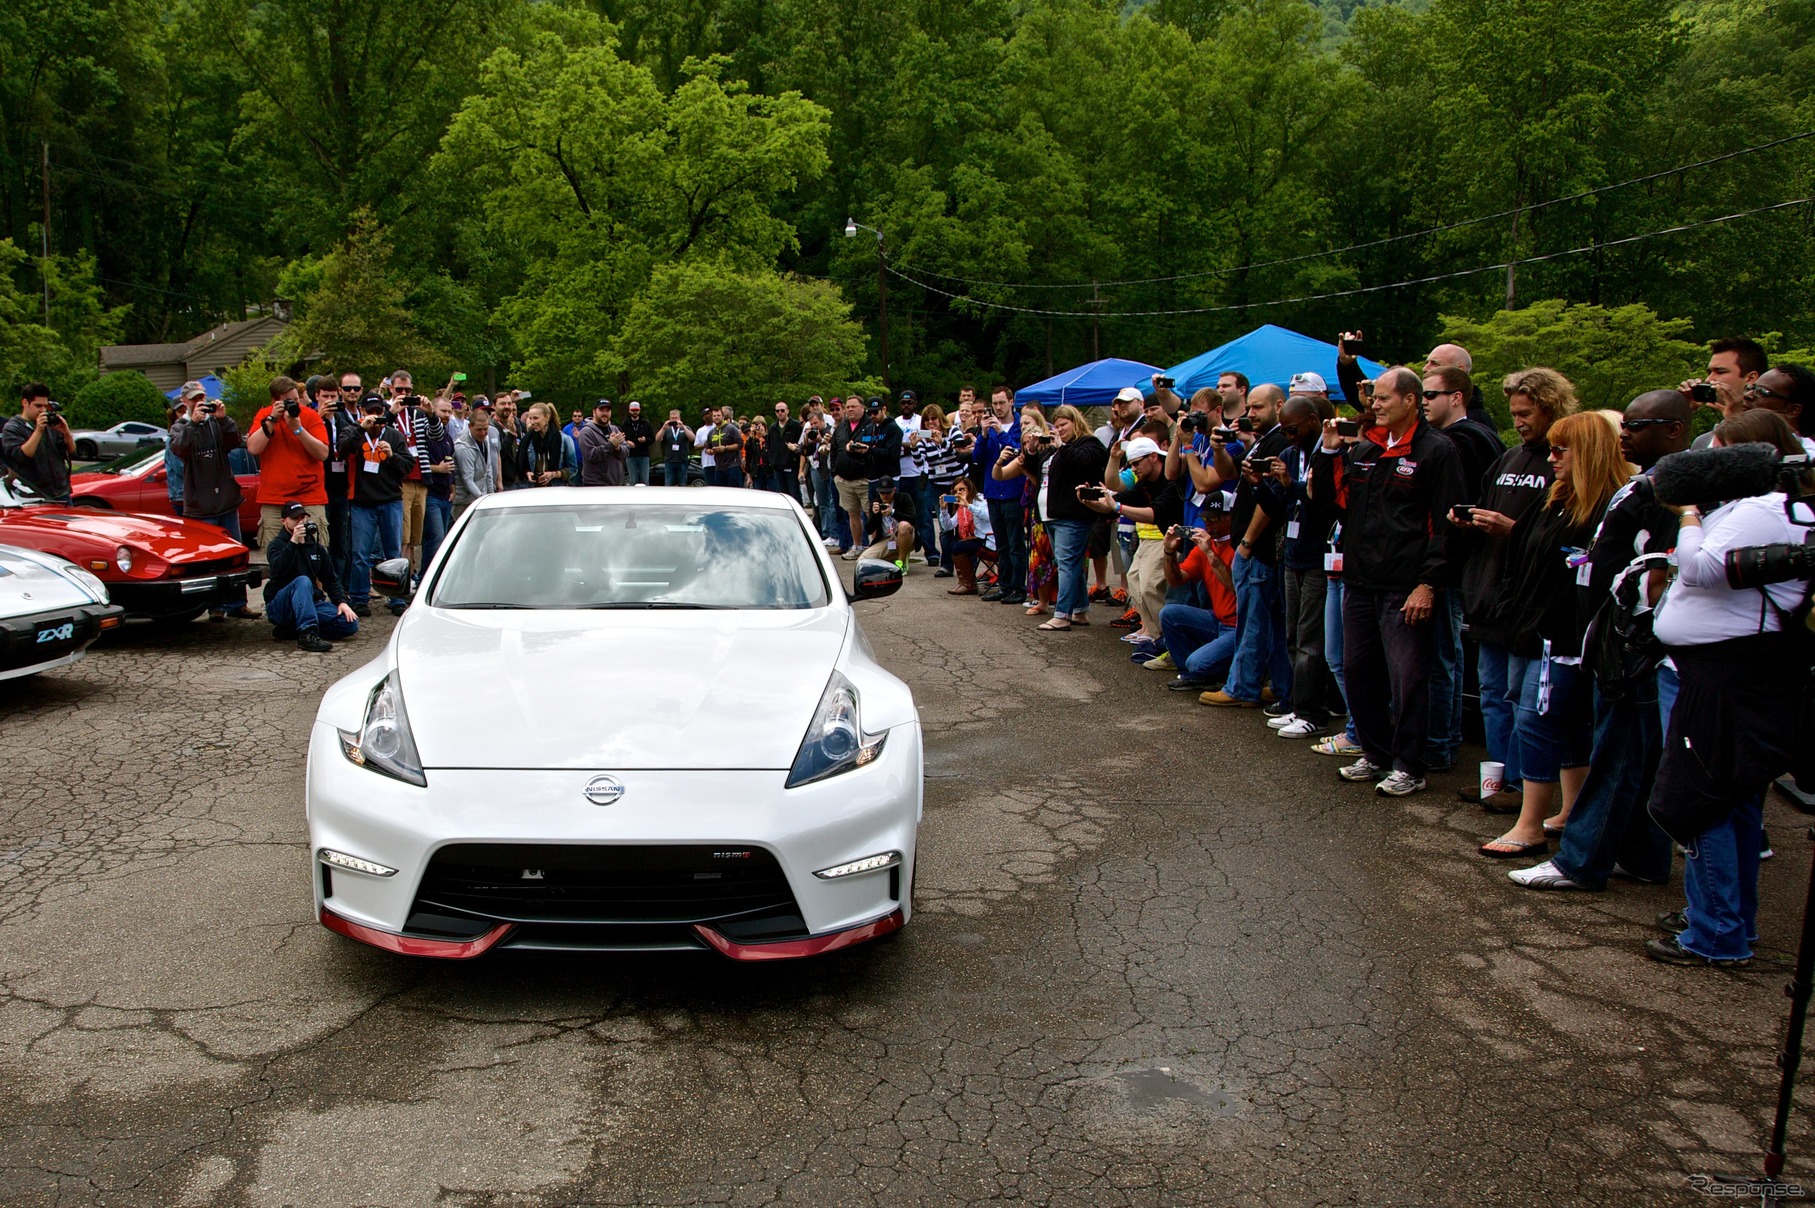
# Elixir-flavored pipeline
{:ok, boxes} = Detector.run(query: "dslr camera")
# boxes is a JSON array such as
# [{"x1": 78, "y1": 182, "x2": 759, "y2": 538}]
[
  {"x1": 43, "y1": 401, "x2": 63, "y2": 423},
  {"x1": 1726, "y1": 455, "x2": 1815, "y2": 591},
  {"x1": 301, "y1": 518, "x2": 320, "y2": 543},
  {"x1": 1179, "y1": 411, "x2": 1208, "y2": 435}
]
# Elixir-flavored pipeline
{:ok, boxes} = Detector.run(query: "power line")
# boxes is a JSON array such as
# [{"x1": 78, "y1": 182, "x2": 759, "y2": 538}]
[
  {"x1": 886, "y1": 197, "x2": 1815, "y2": 318},
  {"x1": 888, "y1": 129, "x2": 1815, "y2": 291}
]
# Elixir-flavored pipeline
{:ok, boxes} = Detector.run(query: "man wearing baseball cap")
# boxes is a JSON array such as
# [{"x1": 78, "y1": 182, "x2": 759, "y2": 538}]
[
  {"x1": 262, "y1": 501, "x2": 358, "y2": 652},
  {"x1": 1078, "y1": 434, "x2": 1185, "y2": 660},
  {"x1": 1288, "y1": 371, "x2": 1329, "y2": 398},
  {"x1": 622, "y1": 401, "x2": 655, "y2": 485}
]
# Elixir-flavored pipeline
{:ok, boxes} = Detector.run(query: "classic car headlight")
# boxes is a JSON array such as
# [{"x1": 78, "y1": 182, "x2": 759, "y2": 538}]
[
  {"x1": 786, "y1": 670, "x2": 887, "y2": 788},
  {"x1": 114, "y1": 545, "x2": 133, "y2": 573},
  {"x1": 57, "y1": 565, "x2": 109, "y2": 602},
  {"x1": 337, "y1": 673, "x2": 427, "y2": 787}
]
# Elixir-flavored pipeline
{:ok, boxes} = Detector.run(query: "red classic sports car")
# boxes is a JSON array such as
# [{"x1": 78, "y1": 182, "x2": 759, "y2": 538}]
[
  {"x1": 0, "y1": 475, "x2": 262, "y2": 621},
  {"x1": 71, "y1": 446, "x2": 263, "y2": 544}
]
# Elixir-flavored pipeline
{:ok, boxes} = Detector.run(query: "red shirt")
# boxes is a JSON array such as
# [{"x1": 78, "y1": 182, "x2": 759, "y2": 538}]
[
  {"x1": 1179, "y1": 540, "x2": 1238, "y2": 627},
  {"x1": 252, "y1": 405, "x2": 329, "y2": 505}
]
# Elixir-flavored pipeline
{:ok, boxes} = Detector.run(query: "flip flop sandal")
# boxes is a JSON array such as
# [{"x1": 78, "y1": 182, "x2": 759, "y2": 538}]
[
  {"x1": 1542, "y1": 823, "x2": 1564, "y2": 839},
  {"x1": 1479, "y1": 837, "x2": 1549, "y2": 859},
  {"x1": 1037, "y1": 620, "x2": 1073, "y2": 632}
]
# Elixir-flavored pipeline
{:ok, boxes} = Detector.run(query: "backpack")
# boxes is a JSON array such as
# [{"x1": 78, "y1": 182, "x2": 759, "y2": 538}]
[{"x1": 1582, "y1": 552, "x2": 1672, "y2": 701}]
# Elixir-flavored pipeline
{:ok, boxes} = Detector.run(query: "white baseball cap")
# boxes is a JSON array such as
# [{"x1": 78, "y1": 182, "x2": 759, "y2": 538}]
[
  {"x1": 1289, "y1": 371, "x2": 1328, "y2": 395},
  {"x1": 1123, "y1": 436, "x2": 1164, "y2": 462},
  {"x1": 1114, "y1": 386, "x2": 1144, "y2": 404}
]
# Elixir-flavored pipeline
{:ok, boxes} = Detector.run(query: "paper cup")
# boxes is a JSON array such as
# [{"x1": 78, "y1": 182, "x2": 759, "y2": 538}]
[{"x1": 1479, "y1": 761, "x2": 1505, "y2": 799}]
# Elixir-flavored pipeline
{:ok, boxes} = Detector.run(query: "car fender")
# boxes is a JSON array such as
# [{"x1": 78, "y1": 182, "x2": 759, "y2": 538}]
[
  {"x1": 837, "y1": 612, "x2": 918, "y2": 734},
  {"x1": 317, "y1": 653, "x2": 392, "y2": 732}
]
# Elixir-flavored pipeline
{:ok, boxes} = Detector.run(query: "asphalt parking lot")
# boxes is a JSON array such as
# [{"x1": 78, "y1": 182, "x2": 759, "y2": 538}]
[{"x1": 2, "y1": 574, "x2": 1813, "y2": 1205}]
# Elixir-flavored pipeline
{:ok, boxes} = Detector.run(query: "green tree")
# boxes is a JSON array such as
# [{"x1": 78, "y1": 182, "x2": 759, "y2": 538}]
[
  {"x1": 68, "y1": 369, "x2": 167, "y2": 430},
  {"x1": 0, "y1": 241, "x2": 65, "y2": 397},
  {"x1": 1437, "y1": 299, "x2": 1704, "y2": 413},
  {"x1": 607, "y1": 261, "x2": 869, "y2": 414},
  {"x1": 278, "y1": 211, "x2": 438, "y2": 380}
]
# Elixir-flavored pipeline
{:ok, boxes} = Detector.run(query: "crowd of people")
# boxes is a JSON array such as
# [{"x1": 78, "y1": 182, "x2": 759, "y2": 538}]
[{"x1": 12, "y1": 336, "x2": 1812, "y2": 970}]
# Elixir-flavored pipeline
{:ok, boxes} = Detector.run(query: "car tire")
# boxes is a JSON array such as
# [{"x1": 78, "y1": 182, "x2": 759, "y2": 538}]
[{"x1": 75, "y1": 440, "x2": 98, "y2": 460}]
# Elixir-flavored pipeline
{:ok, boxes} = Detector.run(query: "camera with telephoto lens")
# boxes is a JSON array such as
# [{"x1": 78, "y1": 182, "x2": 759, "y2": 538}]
[{"x1": 1725, "y1": 455, "x2": 1815, "y2": 592}]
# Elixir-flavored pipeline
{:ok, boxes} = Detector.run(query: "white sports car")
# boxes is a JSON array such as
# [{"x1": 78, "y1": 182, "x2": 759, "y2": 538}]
[
  {"x1": 0, "y1": 543, "x2": 123, "y2": 681},
  {"x1": 306, "y1": 487, "x2": 920, "y2": 960}
]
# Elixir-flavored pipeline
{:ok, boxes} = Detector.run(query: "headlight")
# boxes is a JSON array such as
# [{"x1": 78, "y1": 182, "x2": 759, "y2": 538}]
[
  {"x1": 114, "y1": 545, "x2": 133, "y2": 573},
  {"x1": 337, "y1": 673, "x2": 427, "y2": 786},
  {"x1": 786, "y1": 670, "x2": 887, "y2": 788},
  {"x1": 58, "y1": 565, "x2": 109, "y2": 602}
]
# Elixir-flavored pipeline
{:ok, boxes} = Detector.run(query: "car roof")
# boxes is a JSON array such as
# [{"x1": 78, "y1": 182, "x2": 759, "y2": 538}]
[{"x1": 467, "y1": 486, "x2": 801, "y2": 513}]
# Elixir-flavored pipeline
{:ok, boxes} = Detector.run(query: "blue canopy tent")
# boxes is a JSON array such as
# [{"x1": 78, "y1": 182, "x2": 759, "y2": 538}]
[
  {"x1": 1158, "y1": 325, "x2": 1387, "y2": 404},
  {"x1": 1016, "y1": 357, "x2": 1164, "y2": 409},
  {"x1": 164, "y1": 373, "x2": 225, "y2": 400}
]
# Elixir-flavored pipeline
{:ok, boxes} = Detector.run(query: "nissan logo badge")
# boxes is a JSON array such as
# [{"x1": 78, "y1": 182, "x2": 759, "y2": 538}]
[{"x1": 583, "y1": 774, "x2": 625, "y2": 806}]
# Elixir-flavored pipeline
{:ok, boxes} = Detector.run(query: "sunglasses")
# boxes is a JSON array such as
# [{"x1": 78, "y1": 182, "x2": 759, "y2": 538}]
[
  {"x1": 339, "y1": 385, "x2": 360, "y2": 392},
  {"x1": 1547, "y1": 444, "x2": 1570, "y2": 457},
  {"x1": 1745, "y1": 382, "x2": 1793, "y2": 404},
  {"x1": 1619, "y1": 417, "x2": 1676, "y2": 432},
  {"x1": 1420, "y1": 389, "x2": 1456, "y2": 400}
]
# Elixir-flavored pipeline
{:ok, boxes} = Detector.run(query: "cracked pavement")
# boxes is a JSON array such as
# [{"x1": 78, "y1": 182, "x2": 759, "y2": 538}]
[{"x1": 1, "y1": 575, "x2": 1812, "y2": 1205}]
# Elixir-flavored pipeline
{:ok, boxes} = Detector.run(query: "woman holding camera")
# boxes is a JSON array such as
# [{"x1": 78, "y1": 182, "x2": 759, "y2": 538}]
[
  {"x1": 1479, "y1": 412, "x2": 1633, "y2": 859},
  {"x1": 939, "y1": 477, "x2": 995, "y2": 593},
  {"x1": 1005, "y1": 404, "x2": 1109, "y2": 631},
  {"x1": 1645, "y1": 408, "x2": 1809, "y2": 966}
]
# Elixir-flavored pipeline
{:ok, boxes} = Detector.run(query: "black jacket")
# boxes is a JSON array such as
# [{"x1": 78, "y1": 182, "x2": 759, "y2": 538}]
[
  {"x1": 766, "y1": 419, "x2": 802, "y2": 474},
  {"x1": 861, "y1": 416, "x2": 901, "y2": 479},
  {"x1": 263, "y1": 528, "x2": 347, "y2": 608},
  {"x1": 831, "y1": 418, "x2": 871, "y2": 479},
  {"x1": 336, "y1": 424, "x2": 411, "y2": 506},
  {"x1": 1313, "y1": 417, "x2": 1466, "y2": 595},
  {"x1": 1041, "y1": 437, "x2": 1111, "y2": 523},
  {"x1": 1458, "y1": 438, "x2": 1555, "y2": 639},
  {"x1": 1230, "y1": 423, "x2": 1293, "y2": 563},
  {"x1": 168, "y1": 415, "x2": 244, "y2": 518},
  {"x1": 621, "y1": 417, "x2": 654, "y2": 457},
  {"x1": 1489, "y1": 500, "x2": 1598, "y2": 658},
  {"x1": 1436, "y1": 417, "x2": 1505, "y2": 502}
]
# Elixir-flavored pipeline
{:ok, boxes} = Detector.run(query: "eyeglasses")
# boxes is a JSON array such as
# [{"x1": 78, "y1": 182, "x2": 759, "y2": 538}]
[
  {"x1": 339, "y1": 385, "x2": 360, "y2": 392},
  {"x1": 1421, "y1": 389, "x2": 1456, "y2": 400},
  {"x1": 1745, "y1": 382, "x2": 1793, "y2": 404},
  {"x1": 1547, "y1": 444, "x2": 1570, "y2": 457},
  {"x1": 1619, "y1": 417, "x2": 1676, "y2": 431}
]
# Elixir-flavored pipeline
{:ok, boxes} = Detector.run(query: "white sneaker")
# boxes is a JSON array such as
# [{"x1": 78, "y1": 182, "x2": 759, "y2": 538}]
[
  {"x1": 1374, "y1": 770, "x2": 1427, "y2": 797},
  {"x1": 822, "y1": 537, "x2": 841, "y2": 549},
  {"x1": 1265, "y1": 712, "x2": 1299, "y2": 730},
  {"x1": 1508, "y1": 859, "x2": 1582, "y2": 890},
  {"x1": 1338, "y1": 758, "x2": 1386, "y2": 782},
  {"x1": 1276, "y1": 718, "x2": 1324, "y2": 739}
]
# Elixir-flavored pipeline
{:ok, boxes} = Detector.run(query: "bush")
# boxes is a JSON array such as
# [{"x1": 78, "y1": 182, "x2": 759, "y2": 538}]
[{"x1": 67, "y1": 371, "x2": 172, "y2": 431}]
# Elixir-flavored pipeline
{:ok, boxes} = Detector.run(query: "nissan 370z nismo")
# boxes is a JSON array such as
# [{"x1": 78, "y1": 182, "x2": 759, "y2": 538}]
[{"x1": 306, "y1": 487, "x2": 920, "y2": 960}]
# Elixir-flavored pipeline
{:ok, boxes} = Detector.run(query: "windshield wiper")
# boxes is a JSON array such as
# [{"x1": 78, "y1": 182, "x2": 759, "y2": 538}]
[
  {"x1": 443, "y1": 602, "x2": 526, "y2": 609},
  {"x1": 581, "y1": 601, "x2": 734, "y2": 610}
]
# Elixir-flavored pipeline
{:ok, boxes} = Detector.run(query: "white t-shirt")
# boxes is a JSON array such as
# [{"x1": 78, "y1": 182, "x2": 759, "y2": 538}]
[
  {"x1": 1655, "y1": 493, "x2": 1810, "y2": 646},
  {"x1": 896, "y1": 414, "x2": 923, "y2": 478},
  {"x1": 696, "y1": 423, "x2": 717, "y2": 467}
]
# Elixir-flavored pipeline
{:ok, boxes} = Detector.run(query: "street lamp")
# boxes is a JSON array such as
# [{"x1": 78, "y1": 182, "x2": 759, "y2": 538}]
[{"x1": 844, "y1": 217, "x2": 891, "y2": 397}]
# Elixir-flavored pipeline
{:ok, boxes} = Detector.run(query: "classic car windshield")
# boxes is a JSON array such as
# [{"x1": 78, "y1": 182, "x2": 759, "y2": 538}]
[{"x1": 430, "y1": 504, "x2": 832, "y2": 610}]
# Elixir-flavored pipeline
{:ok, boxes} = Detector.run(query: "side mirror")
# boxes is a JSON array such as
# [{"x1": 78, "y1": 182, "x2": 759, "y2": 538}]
[
  {"x1": 849, "y1": 557, "x2": 902, "y2": 602},
  {"x1": 371, "y1": 557, "x2": 414, "y2": 598}
]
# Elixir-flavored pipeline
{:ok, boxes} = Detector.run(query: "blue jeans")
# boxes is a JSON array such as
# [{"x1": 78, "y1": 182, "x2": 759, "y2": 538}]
[
  {"x1": 1477, "y1": 641, "x2": 1524, "y2": 790},
  {"x1": 1160, "y1": 604, "x2": 1238, "y2": 682},
  {"x1": 1426, "y1": 588, "x2": 1465, "y2": 767},
  {"x1": 348, "y1": 500, "x2": 403, "y2": 605},
  {"x1": 1045, "y1": 518, "x2": 1092, "y2": 617},
  {"x1": 987, "y1": 497, "x2": 1028, "y2": 595},
  {"x1": 421, "y1": 495, "x2": 452, "y2": 572},
  {"x1": 189, "y1": 509, "x2": 253, "y2": 612},
  {"x1": 1324, "y1": 577, "x2": 1359, "y2": 743},
  {"x1": 1508, "y1": 652, "x2": 1590, "y2": 782},
  {"x1": 326, "y1": 496, "x2": 352, "y2": 586},
  {"x1": 663, "y1": 461, "x2": 689, "y2": 486},
  {"x1": 1552, "y1": 679, "x2": 1672, "y2": 890},
  {"x1": 266, "y1": 574, "x2": 359, "y2": 640},
  {"x1": 627, "y1": 455, "x2": 651, "y2": 486},
  {"x1": 898, "y1": 477, "x2": 937, "y2": 561},
  {"x1": 814, "y1": 470, "x2": 839, "y2": 539},
  {"x1": 1678, "y1": 794, "x2": 1763, "y2": 962},
  {"x1": 1226, "y1": 554, "x2": 1291, "y2": 704}
]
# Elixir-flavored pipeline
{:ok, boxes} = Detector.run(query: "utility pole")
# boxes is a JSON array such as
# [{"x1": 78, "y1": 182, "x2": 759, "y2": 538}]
[
  {"x1": 40, "y1": 140, "x2": 51, "y2": 324},
  {"x1": 1091, "y1": 279, "x2": 1101, "y2": 361},
  {"x1": 845, "y1": 218, "x2": 891, "y2": 396}
]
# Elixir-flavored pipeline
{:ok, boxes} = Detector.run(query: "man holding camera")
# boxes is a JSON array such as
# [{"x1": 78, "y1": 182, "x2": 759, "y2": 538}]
[
  {"x1": 337, "y1": 395, "x2": 411, "y2": 616},
  {"x1": 975, "y1": 386, "x2": 1026, "y2": 603},
  {"x1": 622, "y1": 401, "x2": 655, "y2": 485},
  {"x1": 1201, "y1": 384, "x2": 1293, "y2": 709},
  {"x1": 860, "y1": 476, "x2": 918, "y2": 569},
  {"x1": 578, "y1": 399, "x2": 628, "y2": 486},
  {"x1": 248, "y1": 376, "x2": 330, "y2": 548},
  {"x1": 657, "y1": 409, "x2": 695, "y2": 486},
  {"x1": 386, "y1": 371, "x2": 445, "y2": 573},
  {"x1": 1080, "y1": 435, "x2": 1183, "y2": 654},
  {"x1": 263, "y1": 502, "x2": 358, "y2": 653},
  {"x1": 169, "y1": 382, "x2": 261, "y2": 619},
  {"x1": 3, "y1": 382, "x2": 74, "y2": 502}
]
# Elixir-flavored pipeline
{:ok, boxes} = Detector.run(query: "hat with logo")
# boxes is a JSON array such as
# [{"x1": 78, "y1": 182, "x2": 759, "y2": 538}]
[
  {"x1": 1199, "y1": 490, "x2": 1233, "y2": 514},
  {"x1": 1123, "y1": 436, "x2": 1164, "y2": 462},
  {"x1": 1114, "y1": 386, "x2": 1144, "y2": 404},
  {"x1": 898, "y1": 390, "x2": 918, "y2": 403},
  {"x1": 1288, "y1": 371, "x2": 1329, "y2": 395},
  {"x1": 281, "y1": 502, "x2": 307, "y2": 520},
  {"x1": 181, "y1": 380, "x2": 208, "y2": 400},
  {"x1": 866, "y1": 396, "x2": 885, "y2": 410},
  {"x1": 875, "y1": 475, "x2": 897, "y2": 492},
  {"x1": 627, "y1": 400, "x2": 641, "y2": 411}
]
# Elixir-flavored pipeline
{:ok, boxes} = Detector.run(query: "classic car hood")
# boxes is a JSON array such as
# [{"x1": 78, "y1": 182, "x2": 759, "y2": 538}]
[
  {"x1": 396, "y1": 606, "x2": 851, "y2": 770},
  {"x1": 0, "y1": 546, "x2": 99, "y2": 612},
  {"x1": 0, "y1": 507, "x2": 246, "y2": 563}
]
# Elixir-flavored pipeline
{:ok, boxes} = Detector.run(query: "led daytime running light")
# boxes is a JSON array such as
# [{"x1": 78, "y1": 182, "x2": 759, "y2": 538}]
[
  {"x1": 319, "y1": 848, "x2": 398, "y2": 877},
  {"x1": 813, "y1": 851, "x2": 902, "y2": 879}
]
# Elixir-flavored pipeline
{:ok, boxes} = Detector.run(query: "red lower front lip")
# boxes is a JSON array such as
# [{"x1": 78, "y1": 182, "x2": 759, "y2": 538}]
[
  {"x1": 319, "y1": 906, "x2": 513, "y2": 958},
  {"x1": 693, "y1": 909, "x2": 904, "y2": 961}
]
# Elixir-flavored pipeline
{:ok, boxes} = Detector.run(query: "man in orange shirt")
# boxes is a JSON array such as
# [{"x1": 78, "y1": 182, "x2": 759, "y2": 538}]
[
  {"x1": 1149, "y1": 492, "x2": 1239, "y2": 691},
  {"x1": 247, "y1": 375, "x2": 330, "y2": 548}
]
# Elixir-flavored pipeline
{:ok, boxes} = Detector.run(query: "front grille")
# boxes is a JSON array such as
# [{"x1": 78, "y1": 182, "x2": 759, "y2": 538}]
[
  {"x1": 173, "y1": 556, "x2": 243, "y2": 579},
  {"x1": 406, "y1": 844, "x2": 808, "y2": 948}
]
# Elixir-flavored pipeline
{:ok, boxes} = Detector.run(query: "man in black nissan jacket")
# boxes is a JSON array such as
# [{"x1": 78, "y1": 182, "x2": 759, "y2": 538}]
[
  {"x1": 264, "y1": 502, "x2": 359, "y2": 653},
  {"x1": 1313, "y1": 366, "x2": 1465, "y2": 799}
]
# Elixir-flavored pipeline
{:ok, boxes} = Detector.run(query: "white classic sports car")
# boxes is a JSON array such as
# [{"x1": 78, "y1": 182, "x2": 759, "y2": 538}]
[
  {"x1": 0, "y1": 543, "x2": 123, "y2": 681},
  {"x1": 306, "y1": 487, "x2": 920, "y2": 960}
]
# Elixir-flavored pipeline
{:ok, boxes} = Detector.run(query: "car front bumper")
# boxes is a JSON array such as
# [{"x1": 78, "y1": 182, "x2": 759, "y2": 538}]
[
  {"x1": 0, "y1": 601, "x2": 123, "y2": 680},
  {"x1": 108, "y1": 568, "x2": 263, "y2": 618},
  {"x1": 305, "y1": 720, "x2": 921, "y2": 960}
]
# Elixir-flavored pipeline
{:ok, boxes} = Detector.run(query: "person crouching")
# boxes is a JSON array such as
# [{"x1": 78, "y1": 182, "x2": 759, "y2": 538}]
[{"x1": 264, "y1": 502, "x2": 359, "y2": 653}]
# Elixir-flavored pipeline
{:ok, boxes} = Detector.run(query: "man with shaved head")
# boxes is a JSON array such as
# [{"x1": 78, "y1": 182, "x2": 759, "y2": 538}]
[
  {"x1": 1508, "y1": 389, "x2": 1692, "y2": 892},
  {"x1": 1424, "y1": 342, "x2": 1495, "y2": 427}
]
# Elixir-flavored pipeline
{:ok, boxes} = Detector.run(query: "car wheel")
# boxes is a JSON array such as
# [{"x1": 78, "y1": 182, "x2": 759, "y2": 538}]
[{"x1": 75, "y1": 440, "x2": 98, "y2": 460}]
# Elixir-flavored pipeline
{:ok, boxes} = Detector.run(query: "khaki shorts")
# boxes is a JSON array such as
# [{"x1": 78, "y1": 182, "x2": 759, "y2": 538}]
[
  {"x1": 401, "y1": 480, "x2": 428, "y2": 545},
  {"x1": 835, "y1": 476, "x2": 868, "y2": 515},
  {"x1": 258, "y1": 503, "x2": 329, "y2": 549}
]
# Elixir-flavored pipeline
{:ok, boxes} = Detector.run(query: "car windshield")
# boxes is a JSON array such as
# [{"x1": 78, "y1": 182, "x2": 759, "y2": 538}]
[
  {"x1": 86, "y1": 448, "x2": 163, "y2": 475},
  {"x1": 430, "y1": 503, "x2": 831, "y2": 610}
]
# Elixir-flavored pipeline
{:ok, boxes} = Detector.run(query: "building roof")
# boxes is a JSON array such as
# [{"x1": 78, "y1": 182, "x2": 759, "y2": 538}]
[{"x1": 100, "y1": 314, "x2": 288, "y2": 372}]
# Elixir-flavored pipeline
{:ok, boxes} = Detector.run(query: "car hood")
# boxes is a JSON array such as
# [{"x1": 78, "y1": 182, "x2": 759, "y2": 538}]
[
  {"x1": 396, "y1": 606, "x2": 851, "y2": 770},
  {"x1": 0, "y1": 506, "x2": 246, "y2": 562},
  {"x1": 0, "y1": 547, "x2": 100, "y2": 612}
]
